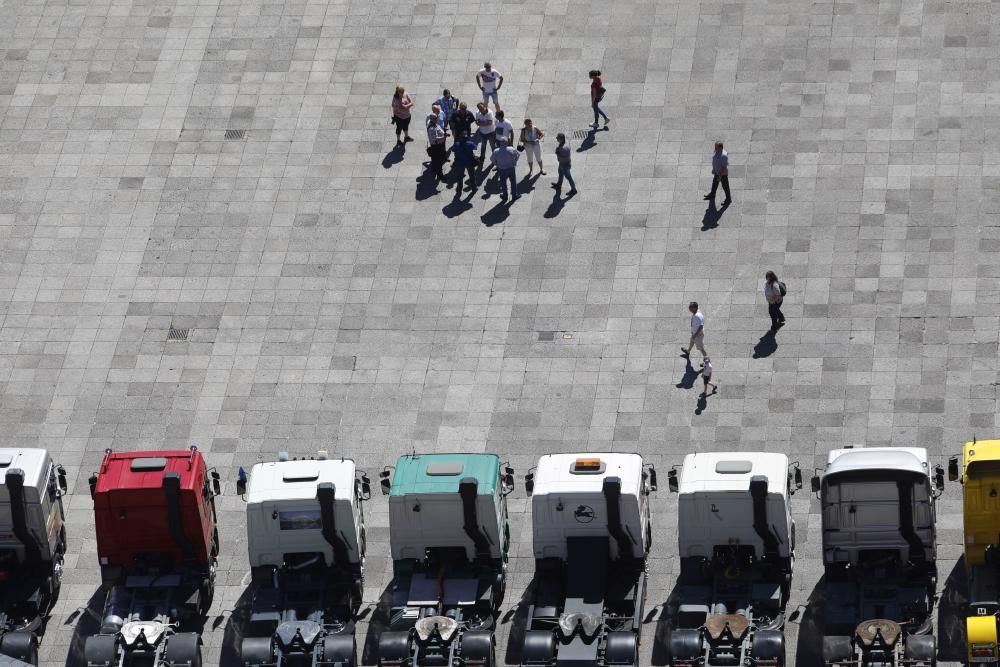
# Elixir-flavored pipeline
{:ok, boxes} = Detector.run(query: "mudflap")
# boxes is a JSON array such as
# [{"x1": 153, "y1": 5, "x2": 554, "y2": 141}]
[
  {"x1": 83, "y1": 634, "x2": 117, "y2": 667},
  {"x1": 164, "y1": 632, "x2": 201, "y2": 667}
]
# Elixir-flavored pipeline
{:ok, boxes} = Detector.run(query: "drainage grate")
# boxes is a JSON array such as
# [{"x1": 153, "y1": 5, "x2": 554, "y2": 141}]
[
  {"x1": 573, "y1": 129, "x2": 592, "y2": 139},
  {"x1": 167, "y1": 328, "x2": 189, "y2": 341},
  {"x1": 224, "y1": 129, "x2": 246, "y2": 140}
]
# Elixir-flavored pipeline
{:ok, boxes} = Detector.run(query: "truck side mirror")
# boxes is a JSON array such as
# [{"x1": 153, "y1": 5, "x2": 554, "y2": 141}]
[
  {"x1": 236, "y1": 478, "x2": 247, "y2": 496},
  {"x1": 948, "y1": 457, "x2": 959, "y2": 482},
  {"x1": 380, "y1": 470, "x2": 391, "y2": 495},
  {"x1": 524, "y1": 473, "x2": 534, "y2": 496},
  {"x1": 793, "y1": 467, "x2": 803, "y2": 490},
  {"x1": 212, "y1": 471, "x2": 221, "y2": 497},
  {"x1": 667, "y1": 469, "x2": 678, "y2": 493},
  {"x1": 360, "y1": 474, "x2": 372, "y2": 500},
  {"x1": 88, "y1": 473, "x2": 98, "y2": 499},
  {"x1": 811, "y1": 476, "x2": 821, "y2": 493},
  {"x1": 934, "y1": 465, "x2": 945, "y2": 492},
  {"x1": 648, "y1": 467, "x2": 658, "y2": 493},
  {"x1": 57, "y1": 465, "x2": 67, "y2": 493}
]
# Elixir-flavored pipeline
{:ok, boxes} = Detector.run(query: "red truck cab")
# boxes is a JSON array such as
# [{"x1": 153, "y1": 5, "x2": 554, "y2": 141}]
[{"x1": 90, "y1": 448, "x2": 219, "y2": 578}]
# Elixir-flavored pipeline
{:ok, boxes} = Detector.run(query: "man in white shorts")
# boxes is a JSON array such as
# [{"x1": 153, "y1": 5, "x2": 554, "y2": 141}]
[
  {"x1": 683, "y1": 301, "x2": 707, "y2": 362},
  {"x1": 476, "y1": 62, "x2": 504, "y2": 110}
]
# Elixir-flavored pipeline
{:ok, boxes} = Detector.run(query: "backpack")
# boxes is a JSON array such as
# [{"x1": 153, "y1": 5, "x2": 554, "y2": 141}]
[{"x1": 778, "y1": 281, "x2": 787, "y2": 297}]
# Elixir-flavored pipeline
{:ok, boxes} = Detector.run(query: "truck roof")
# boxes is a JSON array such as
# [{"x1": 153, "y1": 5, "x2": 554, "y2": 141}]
[
  {"x1": 0, "y1": 449, "x2": 50, "y2": 500},
  {"x1": 390, "y1": 453, "x2": 499, "y2": 496},
  {"x1": 94, "y1": 449, "x2": 205, "y2": 494},
  {"x1": 531, "y1": 453, "x2": 644, "y2": 497},
  {"x1": 246, "y1": 458, "x2": 356, "y2": 504},
  {"x1": 962, "y1": 439, "x2": 1000, "y2": 472},
  {"x1": 824, "y1": 447, "x2": 928, "y2": 478},
  {"x1": 677, "y1": 452, "x2": 788, "y2": 495}
]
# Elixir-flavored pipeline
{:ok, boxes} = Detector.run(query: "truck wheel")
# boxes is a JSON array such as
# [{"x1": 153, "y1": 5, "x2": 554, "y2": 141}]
[
  {"x1": 165, "y1": 632, "x2": 202, "y2": 667},
  {"x1": 606, "y1": 632, "x2": 638, "y2": 666},
  {"x1": 241, "y1": 638, "x2": 274, "y2": 667},
  {"x1": 378, "y1": 631, "x2": 410, "y2": 666},
  {"x1": 0, "y1": 631, "x2": 37, "y2": 665},
  {"x1": 323, "y1": 634, "x2": 356, "y2": 667}
]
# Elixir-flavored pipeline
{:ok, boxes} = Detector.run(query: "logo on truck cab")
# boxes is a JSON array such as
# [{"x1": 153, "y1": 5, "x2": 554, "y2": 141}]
[{"x1": 574, "y1": 505, "x2": 595, "y2": 523}]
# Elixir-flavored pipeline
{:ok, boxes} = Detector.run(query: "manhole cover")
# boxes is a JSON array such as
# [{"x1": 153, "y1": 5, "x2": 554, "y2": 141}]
[
  {"x1": 224, "y1": 129, "x2": 246, "y2": 140},
  {"x1": 167, "y1": 328, "x2": 189, "y2": 341}
]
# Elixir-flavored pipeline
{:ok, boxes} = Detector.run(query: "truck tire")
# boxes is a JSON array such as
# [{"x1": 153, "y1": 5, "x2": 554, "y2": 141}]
[
  {"x1": 323, "y1": 634, "x2": 356, "y2": 667},
  {"x1": 377, "y1": 631, "x2": 410, "y2": 666},
  {"x1": 669, "y1": 628, "x2": 703, "y2": 663},
  {"x1": 751, "y1": 629, "x2": 784, "y2": 666},
  {"x1": 462, "y1": 630, "x2": 493, "y2": 665},
  {"x1": 241, "y1": 638, "x2": 274, "y2": 667},
  {"x1": 522, "y1": 631, "x2": 555, "y2": 663},
  {"x1": 904, "y1": 634, "x2": 936, "y2": 663},
  {"x1": 0, "y1": 631, "x2": 37, "y2": 665},
  {"x1": 165, "y1": 632, "x2": 202, "y2": 667},
  {"x1": 821, "y1": 636, "x2": 852, "y2": 662},
  {"x1": 605, "y1": 631, "x2": 638, "y2": 665},
  {"x1": 83, "y1": 634, "x2": 117, "y2": 667}
]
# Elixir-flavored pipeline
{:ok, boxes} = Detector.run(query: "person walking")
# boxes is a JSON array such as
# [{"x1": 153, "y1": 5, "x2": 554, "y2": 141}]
[
  {"x1": 589, "y1": 69, "x2": 610, "y2": 128},
  {"x1": 426, "y1": 112, "x2": 448, "y2": 182},
  {"x1": 449, "y1": 101, "x2": 475, "y2": 147},
  {"x1": 452, "y1": 133, "x2": 478, "y2": 194},
  {"x1": 476, "y1": 62, "x2": 504, "y2": 109},
  {"x1": 490, "y1": 138, "x2": 520, "y2": 201},
  {"x1": 704, "y1": 141, "x2": 732, "y2": 206},
  {"x1": 475, "y1": 102, "x2": 496, "y2": 163},
  {"x1": 682, "y1": 301, "x2": 707, "y2": 361},
  {"x1": 519, "y1": 119, "x2": 545, "y2": 176},
  {"x1": 494, "y1": 110, "x2": 514, "y2": 146},
  {"x1": 391, "y1": 85, "x2": 414, "y2": 145},
  {"x1": 701, "y1": 357, "x2": 716, "y2": 396},
  {"x1": 436, "y1": 89, "x2": 459, "y2": 129},
  {"x1": 764, "y1": 271, "x2": 786, "y2": 331},
  {"x1": 552, "y1": 133, "x2": 577, "y2": 195}
]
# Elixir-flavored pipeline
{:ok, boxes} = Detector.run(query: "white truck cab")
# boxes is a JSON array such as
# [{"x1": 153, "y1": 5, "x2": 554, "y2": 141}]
[
  {"x1": 244, "y1": 456, "x2": 364, "y2": 570},
  {"x1": 0, "y1": 448, "x2": 66, "y2": 566}
]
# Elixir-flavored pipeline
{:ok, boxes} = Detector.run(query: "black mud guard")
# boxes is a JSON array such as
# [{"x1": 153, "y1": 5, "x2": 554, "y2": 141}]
[
  {"x1": 83, "y1": 634, "x2": 117, "y2": 667},
  {"x1": 461, "y1": 630, "x2": 493, "y2": 660},
  {"x1": 164, "y1": 632, "x2": 201, "y2": 667},
  {"x1": 0, "y1": 631, "x2": 37, "y2": 665},
  {"x1": 240, "y1": 637, "x2": 274, "y2": 667},
  {"x1": 377, "y1": 631, "x2": 410, "y2": 663},
  {"x1": 605, "y1": 631, "x2": 638, "y2": 665},
  {"x1": 521, "y1": 631, "x2": 556, "y2": 663},
  {"x1": 750, "y1": 629, "x2": 784, "y2": 661},
  {"x1": 322, "y1": 633, "x2": 356, "y2": 666},
  {"x1": 668, "y1": 628, "x2": 703, "y2": 661},
  {"x1": 821, "y1": 635, "x2": 852, "y2": 662},
  {"x1": 904, "y1": 634, "x2": 935, "y2": 662}
]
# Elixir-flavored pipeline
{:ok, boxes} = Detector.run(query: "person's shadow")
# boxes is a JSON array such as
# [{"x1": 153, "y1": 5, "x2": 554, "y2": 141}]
[
  {"x1": 415, "y1": 167, "x2": 440, "y2": 200},
  {"x1": 675, "y1": 355, "x2": 701, "y2": 389},
  {"x1": 517, "y1": 172, "x2": 540, "y2": 195},
  {"x1": 442, "y1": 195, "x2": 473, "y2": 218},
  {"x1": 752, "y1": 330, "x2": 778, "y2": 358},
  {"x1": 701, "y1": 200, "x2": 729, "y2": 230},
  {"x1": 481, "y1": 202, "x2": 510, "y2": 227},
  {"x1": 694, "y1": 386, "x2": 717, "y2": 415},
  {"x1": 576, "y1": 128, "x2": 607, "y2": 153},
  {"x1": 381, "y1": 143, "x2": 405, "y2": 169},
  {"x1": 543, "y1": 192, "x2": 567, "y2": 218}
]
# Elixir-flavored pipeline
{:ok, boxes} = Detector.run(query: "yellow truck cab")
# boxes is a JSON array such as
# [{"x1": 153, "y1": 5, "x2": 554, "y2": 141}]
[{"x1": 949, "y1": 439, "x2": 1000, "y2": 663}]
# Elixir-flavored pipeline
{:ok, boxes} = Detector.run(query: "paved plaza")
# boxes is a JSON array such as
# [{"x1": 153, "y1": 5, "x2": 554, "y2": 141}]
[{"x1": 1, "y1": 0, "x2": 999, "y2": 661}]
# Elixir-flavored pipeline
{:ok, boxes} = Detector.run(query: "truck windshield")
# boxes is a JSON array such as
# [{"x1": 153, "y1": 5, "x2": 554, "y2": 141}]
[{"x1": 968, "y1": 460, "x2": 1000, "y2": 478}]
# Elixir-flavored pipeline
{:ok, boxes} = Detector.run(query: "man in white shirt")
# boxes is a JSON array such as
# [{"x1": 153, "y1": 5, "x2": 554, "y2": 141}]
[
  {"x1": 476, "y1": 62, "x2": 504, "y2": 110},
  {"x1": 475, "y1": 102, "x2": 496, "y2": 163},
  {"x1": 683, "y1": 301, "x2": 707, "y2": 361},
  {"x1": 704, "y1": 141, "x2": 732, "y2": 206},
  {"x1": 494, "y1": 111, "x2": 514, "y2": 145}
]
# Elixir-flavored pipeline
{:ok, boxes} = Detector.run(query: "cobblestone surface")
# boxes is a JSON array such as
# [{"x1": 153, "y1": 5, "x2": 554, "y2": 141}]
[{"x1": 0, "y1": 0, "x2": 997, "y2": 663}]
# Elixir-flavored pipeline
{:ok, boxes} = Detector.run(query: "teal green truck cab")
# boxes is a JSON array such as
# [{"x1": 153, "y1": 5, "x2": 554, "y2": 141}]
[{"x1": 377, "y1": 454, "x2": 514, "y2": 667}]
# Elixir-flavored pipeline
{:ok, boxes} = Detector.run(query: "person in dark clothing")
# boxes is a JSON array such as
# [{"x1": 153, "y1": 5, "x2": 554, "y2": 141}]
[
  {"x1": 452, "y1": 133, "x2": 478, "y2": 194},
  {"x1": 426, "y1": 113, "x2": 448, "y2": 181},
  {"x1": 449, "y1": 102, "x2": 475, "y2": 148}
]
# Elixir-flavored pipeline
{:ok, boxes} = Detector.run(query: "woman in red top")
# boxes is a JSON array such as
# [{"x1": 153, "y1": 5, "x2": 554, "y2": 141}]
[{"x1": 589, "y1": 70, "x2": 609, "y2": 128}]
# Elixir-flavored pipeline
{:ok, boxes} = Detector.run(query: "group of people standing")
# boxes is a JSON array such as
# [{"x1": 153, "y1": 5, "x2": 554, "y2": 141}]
[{"x1": 390, "y1": 64, "x2": 610, "y2": 200}]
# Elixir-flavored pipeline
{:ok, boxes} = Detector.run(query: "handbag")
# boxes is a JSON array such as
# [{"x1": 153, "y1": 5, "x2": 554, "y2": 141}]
[
  {"x1": 596, "y1": 86, "x2": 607, "y2": 102},
  {"x1": 516, "y1": 144, "x2": 524, "y2": 152}
]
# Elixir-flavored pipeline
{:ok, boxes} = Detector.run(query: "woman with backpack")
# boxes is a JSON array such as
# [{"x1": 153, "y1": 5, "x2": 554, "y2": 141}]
[
  {"x1": 589, "y1": 70, "x2": 609, "y2": 128},
  {"x1": 764, "y1": 271, "x2": 786, "y2": 331}
]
